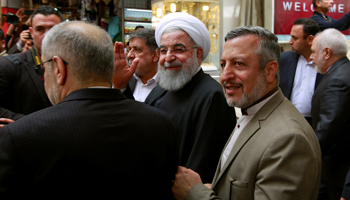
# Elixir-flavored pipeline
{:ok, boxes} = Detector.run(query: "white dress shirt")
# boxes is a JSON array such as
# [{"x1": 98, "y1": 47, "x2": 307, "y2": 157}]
[
  {"x1": 220, "y1": 91, "x2": 278, "y2": 170},
  {"x1": 290, "y1": 55, "x2": 317, "y2": 118},
  {"x1": 133, "y1": 73, "x2": 159, "y2": 102}
]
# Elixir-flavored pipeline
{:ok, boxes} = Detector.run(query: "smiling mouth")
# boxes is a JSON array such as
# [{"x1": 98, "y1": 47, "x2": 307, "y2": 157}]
[
  {"x1": 224, "y1": 82, "x2": 243, "y2": 93},
  {"x1": 165, "y1": 66, "x2": 181, "y2": 70}
]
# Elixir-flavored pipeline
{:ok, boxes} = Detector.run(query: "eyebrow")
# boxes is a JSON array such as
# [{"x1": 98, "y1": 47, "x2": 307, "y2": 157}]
[
  {"x1": 220, "y1": 56, "x2": 248, "y2": 63},
  {"x1": 159, "y1": 43, "x2": 186, "y2": 48}
]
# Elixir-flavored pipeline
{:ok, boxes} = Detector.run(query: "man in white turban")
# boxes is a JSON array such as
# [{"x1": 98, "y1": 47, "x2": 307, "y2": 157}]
[{"x1": 112, "y1": 12, "x2": 236, "y2": 184}]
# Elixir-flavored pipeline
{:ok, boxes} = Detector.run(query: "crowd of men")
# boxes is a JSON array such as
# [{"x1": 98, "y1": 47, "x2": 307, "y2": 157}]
[{"x1": 0, "y1": 0, "x2": 349, "y2": 199}]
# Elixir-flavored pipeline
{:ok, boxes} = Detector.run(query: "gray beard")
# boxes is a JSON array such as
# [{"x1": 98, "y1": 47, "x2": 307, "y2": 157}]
[
  {"x1": 157, "y1": 53, "x2": 200, "y2": 91},
  {"x1": 226, "y1": 71, "x2": 267, "y2": 108}
]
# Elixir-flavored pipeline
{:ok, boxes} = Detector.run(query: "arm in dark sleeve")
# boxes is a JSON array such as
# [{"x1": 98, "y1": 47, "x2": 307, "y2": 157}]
[
  {"x1": 0, "y1": 58, "x2": 25, "y2": 120},
  {"x1": 314, "y1": 78, "x2": 350, "y2": 156},
  {"x1": 311, "y1": 12, "x2": 350, "y2": 31}
]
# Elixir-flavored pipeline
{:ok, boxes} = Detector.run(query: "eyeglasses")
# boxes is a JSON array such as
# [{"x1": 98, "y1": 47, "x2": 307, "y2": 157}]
[
  {"x1": 159, "y1": 46, "x2": 198, "y2": 55},
  {"x1": 34, "y1": 57, "x2": 69, "y2": 76}
]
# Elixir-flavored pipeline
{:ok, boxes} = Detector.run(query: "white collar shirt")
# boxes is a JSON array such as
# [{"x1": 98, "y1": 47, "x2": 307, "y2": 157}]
[
  {"x1": 133, "y1": 72, "x2": 159, "y2": 102},
  {"x1": 290, "y1": 55, "x2": 317, "y2": 118}
]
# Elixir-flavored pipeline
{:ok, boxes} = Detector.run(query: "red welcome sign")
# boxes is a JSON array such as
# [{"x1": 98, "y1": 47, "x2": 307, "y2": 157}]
[{"x1": 274, "y1": 0, "x2": 350, "y2": 35}]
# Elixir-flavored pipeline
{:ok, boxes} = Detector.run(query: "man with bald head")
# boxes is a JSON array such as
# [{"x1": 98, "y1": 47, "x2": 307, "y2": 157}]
[
  {"x1": 113, "y1": 12, "x2": 236, "y2": 183},
  {"x1": 0, "y1": 21, "x2": 178, "y2": 198}
]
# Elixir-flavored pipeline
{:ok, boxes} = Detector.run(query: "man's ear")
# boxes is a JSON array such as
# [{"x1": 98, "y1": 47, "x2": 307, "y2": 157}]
[
  {"x1": 265, "y1": 61, "x2": 278, "y2": 84},
  {"x1": 323, "y1": 47, "x2": 332, "y2": 60},
  {"x1": 307, "y1": 35, "x2": 314, "y2": 46},
  {"x1": 1, "y1": 40, "x2": 5, "y2": 50},
  {"x1": 52, "y1": 56, "x2": 67, "y2": 86},
  {"x1": 29, "y1": 27, "x2": 33, "y2": 35},
  {"x1": 152, "y1": 49, "x2": 159, "y2": 62},
  {"x1": 315, "y1": 0, "x2": 322, "y2": 8},
  {"x1": 196, "y1": 47, "x2": 203, "y2": 62}
]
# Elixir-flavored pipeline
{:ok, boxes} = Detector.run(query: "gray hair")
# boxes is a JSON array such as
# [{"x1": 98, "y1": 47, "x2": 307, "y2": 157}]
[
  {"x1": 225, "y1": 25, "x2": 280, "y2": 83},
  {"x1": 41, "y1": 21, "x2": 114, "y2": 85},
  {"x1": 129, "y1": 28, "x2": 158, "y2": 52},
  {"x1": 315, "y1": 28, "x2": 348, "y2": 58}
]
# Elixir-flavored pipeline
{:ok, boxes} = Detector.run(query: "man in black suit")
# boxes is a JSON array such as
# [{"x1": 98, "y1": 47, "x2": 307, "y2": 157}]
[
  {"x1": 120, "y1": 28, "x2": 159, "y2": 102},
  {"x1": 0, "y1": 5, "x2": 63, "y2": 122},
  {"x1": 0, "y1": 21, "x2": 178, "y2": 199},
  {"x1": 310, "y1": 28, "x2": 350, "y2": 200},
  {"x1": 280, "y1": 18, "x2": 323, "y2": 125}
]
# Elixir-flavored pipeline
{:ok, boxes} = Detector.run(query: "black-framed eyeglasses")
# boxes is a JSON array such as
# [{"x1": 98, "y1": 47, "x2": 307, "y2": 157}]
[
  {"x1": 159, "y1": 46, "x2": 198, "y2": 55},
  {"x1": 34, "y1": 58, "x2": 68, "y2": 76}
]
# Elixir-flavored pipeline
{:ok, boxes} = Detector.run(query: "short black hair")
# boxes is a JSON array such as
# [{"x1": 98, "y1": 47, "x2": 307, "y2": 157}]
[
  {"x1": 135, "y1": 25, "x2": 145, "y2": 30},
  {"x1": 293, "y1": 18, "x2": 320, "y2": 39},
  {"x1": 0, "y1": 29, "x2": 4, "y2": 41},
  {"x1": 30, "y1": 5, "x2": 64, "y2": 24}
]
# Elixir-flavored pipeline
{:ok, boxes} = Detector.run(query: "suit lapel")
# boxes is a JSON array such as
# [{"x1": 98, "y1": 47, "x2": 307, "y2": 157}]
[
  {"x1": 129, "y1": 77, "x2": 137, "y2": 93},
  {"x1": 314, "y1": 73, "x2": 325, "y2": 91},
  {"x1": 144, "y1": 85, "x2": 167, "y2": 106},
  {"x1": 212, "y1": 89, "x2": 285, "y2": 188},
  {"x1": 286, "y1": 53, "x2": 299, "y2": 99}
]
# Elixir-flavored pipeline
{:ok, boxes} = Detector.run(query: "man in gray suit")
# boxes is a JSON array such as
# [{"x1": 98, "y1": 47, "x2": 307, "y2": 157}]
[
  {"x1": 310, "y1": 28, "x2": 350, "y2": 200},
  {"x1": 172, "y1": 26, "x2": 322, "y2": 200}
]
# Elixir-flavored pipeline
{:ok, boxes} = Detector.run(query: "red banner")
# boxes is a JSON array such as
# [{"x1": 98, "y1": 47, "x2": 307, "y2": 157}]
[{"x1": 274, "y1": 0, "x2": 350, "y2": 35}]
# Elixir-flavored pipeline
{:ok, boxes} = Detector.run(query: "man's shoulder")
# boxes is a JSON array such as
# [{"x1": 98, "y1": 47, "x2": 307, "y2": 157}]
[
  {"x1": 0, "y1": 50, "x2": 32, "y2": 68},
  {"x1": 280, "y1": 51, "x2": 299, "y2": 60}
]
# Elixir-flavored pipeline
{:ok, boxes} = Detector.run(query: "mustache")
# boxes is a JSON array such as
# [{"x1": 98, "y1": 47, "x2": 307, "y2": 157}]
[
  {"x1": 223, "y1": 81, "x2": 243, "y2": 88},
  {"x1": 163, "y1": 61, "x2": 183, "y2": 68}
]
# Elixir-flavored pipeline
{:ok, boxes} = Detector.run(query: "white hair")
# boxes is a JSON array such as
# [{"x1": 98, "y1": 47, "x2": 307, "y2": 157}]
[{"x1": 316, "y1": 28, "x2": 348, "y2": 58}]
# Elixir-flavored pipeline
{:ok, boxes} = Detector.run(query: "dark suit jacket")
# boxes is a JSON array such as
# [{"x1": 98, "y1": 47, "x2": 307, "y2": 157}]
[
  {"x1": 122, "y1": 76, "x2": 137, "y2": 99},
  {"x1": 279, "y1": 51, "x2": 324, "y2": 100},
  {"x1": 0, "y1": 88, "x2": 178, "y2": 199},
  {"x1": 310, "y1": 11, "x2": 350, "y2": 31},
  {"x1": 145, "y1": 69, "x2": 236, "y2": 183},
  {"x1": 311, "y1": 57, "x2": 350, "y2": 199},
  {"x1": 0, "y1": 49, "x2": 51, "y2": 120}
]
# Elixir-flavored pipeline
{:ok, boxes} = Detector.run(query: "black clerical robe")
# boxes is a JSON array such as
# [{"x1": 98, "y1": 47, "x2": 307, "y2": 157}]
[{"x1": 145, "y1": 69, "x2": 236, "y2": 183}]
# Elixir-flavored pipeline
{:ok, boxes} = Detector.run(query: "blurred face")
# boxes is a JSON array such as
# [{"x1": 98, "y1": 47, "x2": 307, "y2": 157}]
[
  {"x1": 157, "y1": 30, "x2": 201, "y2": 91},
  {"x1": 289, "y1": 25, "x2": 310, "y2": 55},
  {"x1": 30, "y1": 14, "x2": 61, "y2": 54},
  {"x1": 220, "y1": 35, "x2": 268, "y2": 108},
  {"x1": 127, "y1": 37, "x2": 157, "y2": 78},
  {"x1": 317, "y1": 0, "x2": 334, "y2": 11}
]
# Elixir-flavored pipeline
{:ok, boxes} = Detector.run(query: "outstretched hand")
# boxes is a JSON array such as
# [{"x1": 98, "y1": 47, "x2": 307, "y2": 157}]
[{"x1": 112, "y1": 42, "x2": 138, "y2": 89}]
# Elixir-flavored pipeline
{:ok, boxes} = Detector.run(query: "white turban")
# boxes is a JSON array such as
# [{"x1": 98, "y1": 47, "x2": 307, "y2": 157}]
[{"x1": 155, "y1": 12, "x2": 211, "y2": 61}]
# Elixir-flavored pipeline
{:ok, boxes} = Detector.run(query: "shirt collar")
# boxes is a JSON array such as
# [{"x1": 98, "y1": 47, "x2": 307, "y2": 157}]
[
  {"x1": 241, "y1": 87, "x2": 279, "y2": 115},
  {"x1": 133, "y1": 72, "x2": 159, "y2": 85}
]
